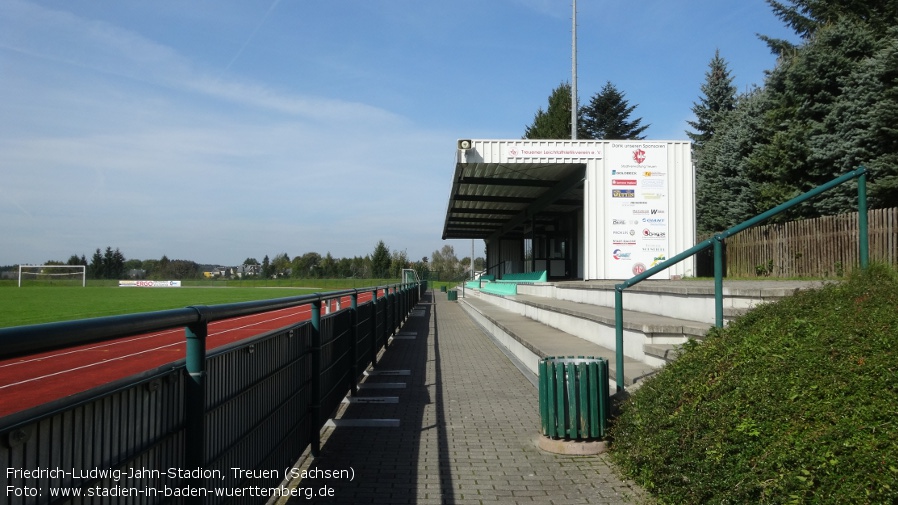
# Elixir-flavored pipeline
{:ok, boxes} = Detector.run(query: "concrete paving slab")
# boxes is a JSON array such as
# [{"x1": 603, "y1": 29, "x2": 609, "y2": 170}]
[{"x1": 279, "y1": 290, "x2": 654, "y2": 504}]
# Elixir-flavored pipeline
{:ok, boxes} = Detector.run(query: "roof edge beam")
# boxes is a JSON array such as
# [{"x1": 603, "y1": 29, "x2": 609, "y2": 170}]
[{"x1": 458, "y1": 177, "x2": 554, "y2": 188}]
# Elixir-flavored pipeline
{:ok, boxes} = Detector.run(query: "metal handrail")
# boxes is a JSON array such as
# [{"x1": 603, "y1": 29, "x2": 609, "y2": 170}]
[
  {"x1": 612, "y1": 166, "x2": 870, "y2": 391},
  {"x1": 485, "y1": 260, "x2": 506, "y2": 278},
  {"x1": 1, "y1": 280, "x2": 425, "y2": 495},
  {"x1": 0, "y1": 283, "x2": 413, "y2": 359}
]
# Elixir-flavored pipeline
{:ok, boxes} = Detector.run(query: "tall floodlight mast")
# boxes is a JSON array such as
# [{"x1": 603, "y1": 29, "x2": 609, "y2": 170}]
[{"x1": 571, "y1": 0, "x2": 578, "y2": 140}]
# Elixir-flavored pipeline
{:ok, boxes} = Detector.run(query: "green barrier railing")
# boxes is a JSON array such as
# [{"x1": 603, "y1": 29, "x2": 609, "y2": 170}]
[
  {"x1": 613, "y1": 167, "x2": 870, "y2": 391},
  {"x1": 0, "y1": 280, "x2": 426, "y2": 504}
]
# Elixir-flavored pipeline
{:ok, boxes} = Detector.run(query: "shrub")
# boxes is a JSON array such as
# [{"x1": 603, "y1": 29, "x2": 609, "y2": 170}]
[{"x1": 610, "y1": 264, "x2": 898, "y2": 504}]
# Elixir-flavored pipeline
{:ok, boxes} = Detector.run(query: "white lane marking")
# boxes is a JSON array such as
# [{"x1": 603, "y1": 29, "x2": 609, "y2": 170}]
[
  {"x1": 1, "y1": 292, "x2": 379, "y2": 386},
  {"x1": 325, "y1": 419, "x2": 399, "y2": 428},
  {"x1": 0, "y1": 306, "x2": 313, "y2": 386},
  {"x1": 0, "y1": 306, "x2": 311, "y2": 370}
]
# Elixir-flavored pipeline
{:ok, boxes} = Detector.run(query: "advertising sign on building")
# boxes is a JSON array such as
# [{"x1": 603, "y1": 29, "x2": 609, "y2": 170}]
[{"x1": 604, "y1": 142, "x2": 670, "y2": 278}]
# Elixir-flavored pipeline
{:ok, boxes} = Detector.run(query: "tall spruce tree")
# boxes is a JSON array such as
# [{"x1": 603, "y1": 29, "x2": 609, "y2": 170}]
[
  {"x1": 89, "y1": 248, "x2": 104, "y2": 279},
  {"x1": 806, "y1": 23, "x2": 898, "y2": 211},
  {"x1": 105, "y1": 247, "x2": 125, "y2": 280},
  {"x1": 751, "y1": 12, "x2": 898, "y2": 216},
  {"x1": 763, "y1": 0, "x2": 898, "y2": 45},
  {"x1": 524, "y1": 82, "x2": 573, "y2": 139},
  {"x1": 371, "y1": 240, "x2": 391, "y2": 278},
  {"x1": 687, "y1": 50, "x2": 737, "y2": 150},
  {"x1": 579, "y1": 81, "x2": 649, "y2": 140},
  {"x1": 691, "y1": 50, "x2": 741, "y2": 233},
  {"x1": 697, "y1": 89, "x2": 766, "y2": 233}
]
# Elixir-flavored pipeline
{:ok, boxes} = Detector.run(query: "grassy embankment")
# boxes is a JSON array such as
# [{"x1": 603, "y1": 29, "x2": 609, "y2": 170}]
[{"x1": 610, "y1": 264, "x2": 898, "y2": 504}]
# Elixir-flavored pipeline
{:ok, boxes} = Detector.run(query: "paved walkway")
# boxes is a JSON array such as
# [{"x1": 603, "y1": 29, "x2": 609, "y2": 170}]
[{"x1": 281, "y1": 289, "x2": 653, "y2": 504}]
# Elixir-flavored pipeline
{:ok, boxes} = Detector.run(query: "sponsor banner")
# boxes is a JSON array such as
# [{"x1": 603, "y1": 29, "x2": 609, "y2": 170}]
[
  {"x1": 119, "y1": 280, "x2": 182, "y2": 288},
  {"x1": 632, "y1": 208, "x2": 666, "y2": 215},
  {"x1": 642, "y1": 229, "x2": 667, "y2": 240},
  {"x1": 612, "y1": 249, "x2": 633, "y2": 261},
  {"x1": 504, "y1": 146, "x2": 602, "y2": 160},
  {"x1": 605, "y1": 142, "x2": 670, "y2": 278}
]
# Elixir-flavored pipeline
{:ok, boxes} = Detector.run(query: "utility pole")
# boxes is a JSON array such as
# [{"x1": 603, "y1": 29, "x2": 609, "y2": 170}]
[{"x1": 571, "y1": 0, "x2": 578, "y2": 140}]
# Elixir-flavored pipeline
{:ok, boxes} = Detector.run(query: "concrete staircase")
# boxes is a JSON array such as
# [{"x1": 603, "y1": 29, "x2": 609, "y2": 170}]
[{"x1": 456, "y1": 279, "x2": 826, "y2": 388}]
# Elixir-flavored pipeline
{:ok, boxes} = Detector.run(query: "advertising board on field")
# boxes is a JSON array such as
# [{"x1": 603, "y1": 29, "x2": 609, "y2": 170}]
[{"x1": 118, "y1": 280, "x2": 182, "y2": 288}]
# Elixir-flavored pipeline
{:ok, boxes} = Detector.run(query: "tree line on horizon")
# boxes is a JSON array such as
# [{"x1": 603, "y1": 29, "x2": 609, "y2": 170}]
[
  {"x1": 8, "y1": 242, "x2": 484, "y2": 282},
  {"x1": 525, "y1": 0, "x2": 898, "y2": 234}
]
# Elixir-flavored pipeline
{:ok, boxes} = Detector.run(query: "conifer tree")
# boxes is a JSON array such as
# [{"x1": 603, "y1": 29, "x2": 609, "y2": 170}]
[
  {"x1": 750, "y1": 14, "x2": 898, "y2": 216},
  {"x1": 687, "y1": 50, "x2": 737, "y2": 150},
  {"x1": 261, "y1": 255, "x2": 272, "y2": 279},
  {"x1": 524, "y1": 82, "x2": 573, "y2": 139},
  {"x1": 697, "y1": 89, "x2": 765, "y2": 233},
  {"x1": 579, "y1": 81, "x2": 649, "y2": 140},
  {"x1": 89, "y1": 248, "x2": 104, "y2": 279},
  {"x1": 371, "y1": 241, "x2": 391, "y2": 278}
]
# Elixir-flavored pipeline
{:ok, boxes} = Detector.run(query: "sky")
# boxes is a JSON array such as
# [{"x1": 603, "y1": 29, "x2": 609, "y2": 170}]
[{"x1": 0, "y1": 0, "x2": 799, "y2": 268}]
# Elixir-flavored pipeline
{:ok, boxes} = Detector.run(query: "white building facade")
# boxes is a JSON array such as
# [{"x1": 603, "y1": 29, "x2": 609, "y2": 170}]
[{"x1": 443, "y1": 139, "x2": 694, "y2": 281}]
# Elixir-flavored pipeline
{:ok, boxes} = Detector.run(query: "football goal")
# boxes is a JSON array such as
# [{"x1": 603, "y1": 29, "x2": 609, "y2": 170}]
[{"x1": 18, "y1": 265, "x2": 87, "y2": 287}]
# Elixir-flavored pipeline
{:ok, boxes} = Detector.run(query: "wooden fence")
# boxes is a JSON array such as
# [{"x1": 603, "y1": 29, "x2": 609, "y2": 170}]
[{"x1": 697, "y1": 208, "x2": 897, "y2": 278}]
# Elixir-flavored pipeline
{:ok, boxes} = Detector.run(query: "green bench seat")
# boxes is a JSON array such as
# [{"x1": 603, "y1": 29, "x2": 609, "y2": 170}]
[
  {"x1": 480, "y1": 282, "x2": 518, "y2": 296},
  {"x1": 496, "y1": 270, "x2": 547, "y2": 283},
  {"x1": 464, "y1": 272, "x2": 544, "y2": 297}
]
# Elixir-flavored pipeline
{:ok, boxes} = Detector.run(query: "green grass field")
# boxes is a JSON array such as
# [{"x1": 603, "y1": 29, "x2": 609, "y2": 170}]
[{"x1": 0, "y1": 278, "x2": 404, "y2": 328}]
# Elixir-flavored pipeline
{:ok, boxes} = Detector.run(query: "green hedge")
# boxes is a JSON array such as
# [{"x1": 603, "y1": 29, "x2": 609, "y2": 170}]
[{"x1": 610, "y1": 264, "x2": 898, "y2": 504}]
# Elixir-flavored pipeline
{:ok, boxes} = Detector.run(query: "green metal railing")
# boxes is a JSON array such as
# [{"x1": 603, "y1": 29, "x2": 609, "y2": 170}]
[
  {"x1": 613, "y1": 167, "x2": 870, "y2": 391},
  {"x1": 0, "y1": 280, "x2": 425, "y2": 505}
]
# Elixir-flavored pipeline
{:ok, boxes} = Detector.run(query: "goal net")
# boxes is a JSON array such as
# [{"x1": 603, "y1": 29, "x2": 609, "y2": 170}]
[{"x1": 18, "y1": 265, "x2": 87, "y2": 287}]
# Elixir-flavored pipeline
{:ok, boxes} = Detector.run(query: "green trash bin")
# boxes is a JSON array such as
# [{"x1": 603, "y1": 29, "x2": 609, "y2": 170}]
[
  {"x1": 447, "y1": 289, "x2": 457, "y2": 301},
  {"x1": 538, "y1": 356, "x2": 610, "y2": 439},
  {"x1": 440, "y1": 285, "x2": 447, "y2": 292}
]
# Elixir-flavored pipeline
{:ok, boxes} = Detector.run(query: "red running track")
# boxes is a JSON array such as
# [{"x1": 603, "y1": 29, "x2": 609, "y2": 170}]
[{"x1": 0, "y1": 294, "x2": 372, "y2": 419}]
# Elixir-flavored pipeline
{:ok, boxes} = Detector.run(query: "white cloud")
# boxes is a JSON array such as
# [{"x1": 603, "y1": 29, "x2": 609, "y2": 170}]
[{"x1": 0, "y1": 1, "x2": 454, "y2": 265}]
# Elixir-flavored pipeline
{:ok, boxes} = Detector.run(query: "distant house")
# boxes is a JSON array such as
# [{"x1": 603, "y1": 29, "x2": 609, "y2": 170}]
[
  {"x1": 202, "y1": 266, "x2": 232, "y2": 279},
  {"x1": 237, "y1": 264, "x2": 261, "y2": 278}
]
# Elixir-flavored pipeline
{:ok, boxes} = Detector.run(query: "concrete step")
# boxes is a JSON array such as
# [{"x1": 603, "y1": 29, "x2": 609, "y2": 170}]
[
  {"x1": 459, "y1": 294, "x2": 659, "y2": 387},
  {"x1": 463, "y1": 287, "x2": 714, "y2": 368},
  {"x1": 456, "y1": 279, "x2": 828, "y2": 382},
  {"x1": 514, "y1": 293, "x2": 712, "y2": 341},
  {"x1": 518, "y1": 279, "x2": 828, "y2": 326},
  {"x1": 643, "y1": 343, "x2": 685, "y2": 364}
]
